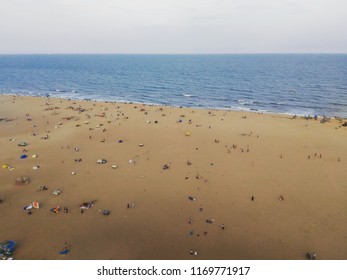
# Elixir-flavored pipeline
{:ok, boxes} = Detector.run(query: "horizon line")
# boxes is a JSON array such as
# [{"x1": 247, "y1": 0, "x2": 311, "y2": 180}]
[{"x1": 0, "y1": 52, "x2": 347, "y2": 55}]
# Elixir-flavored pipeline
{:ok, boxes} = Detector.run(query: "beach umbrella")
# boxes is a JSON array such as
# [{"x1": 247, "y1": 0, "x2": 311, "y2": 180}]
[{"x1": 32, "y1": 201, "x2": 40, "y2": 209}]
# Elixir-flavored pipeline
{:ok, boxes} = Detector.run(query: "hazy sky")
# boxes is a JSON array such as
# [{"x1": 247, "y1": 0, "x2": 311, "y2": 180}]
[{"x1": 0, "y1": 0, "x2": 346, "y2": 54}]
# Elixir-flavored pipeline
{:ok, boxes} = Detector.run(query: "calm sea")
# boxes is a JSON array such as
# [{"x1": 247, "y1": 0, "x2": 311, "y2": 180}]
[{"x1": 0, "y1": 54, "x2": 346, "y2": 117}]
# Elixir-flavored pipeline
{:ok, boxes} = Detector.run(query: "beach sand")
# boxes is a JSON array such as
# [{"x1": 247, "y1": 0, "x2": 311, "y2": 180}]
[{"x1": 1, "y1": 94, "x2": 347, "y2": 260}]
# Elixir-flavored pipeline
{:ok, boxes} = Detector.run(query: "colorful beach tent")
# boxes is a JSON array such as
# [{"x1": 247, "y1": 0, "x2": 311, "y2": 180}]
[{"x1": 0, "y1": 240, "x2": 16, "y2": 256}]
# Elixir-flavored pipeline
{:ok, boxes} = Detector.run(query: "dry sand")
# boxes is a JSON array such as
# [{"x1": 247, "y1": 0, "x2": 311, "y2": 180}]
[{"x1": 1, "y1": 94, "x2": 347, "y2": 260}]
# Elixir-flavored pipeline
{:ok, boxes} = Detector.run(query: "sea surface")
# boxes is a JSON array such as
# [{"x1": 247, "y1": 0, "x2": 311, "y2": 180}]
[{"x1": 0, "y1": 54, "x2": 346, "y2": 117}]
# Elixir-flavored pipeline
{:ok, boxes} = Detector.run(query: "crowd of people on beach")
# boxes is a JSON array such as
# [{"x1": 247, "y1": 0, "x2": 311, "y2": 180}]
[{"x1": 2, "y1": 95, "x2": 346, "y2": 259}]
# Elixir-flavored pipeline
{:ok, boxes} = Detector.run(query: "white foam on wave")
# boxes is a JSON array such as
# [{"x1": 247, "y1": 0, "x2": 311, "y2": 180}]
[
  {"x1": 237, "y1": 99, "x2": 254, "y2": 106},
  {"x1": 229, "y1": 105, "x2": 252, "y2": 112}
]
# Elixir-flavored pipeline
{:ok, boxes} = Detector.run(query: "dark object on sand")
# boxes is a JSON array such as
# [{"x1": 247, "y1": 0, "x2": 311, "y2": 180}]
[
  {"x1": 306, "y1": 252, "x2": 317, "y2": 260},
  {"x1": 18, "y1": 142, "x2": 28, "y2": 147},
  {"x1": 80, "y1": 201, "x2": 95, "y2": 209},
  {"x1": 163, "y1": 163, "x2": 170, "y2": 170},
  {"x1": 39, "y1": 185, "x2": 48, "y2": 191},
  {"x1": 99, "y1": 209, "x2": 111, "y2": 216},
  {"x1": 342, "y1": 122, "x2": 347, "y2": 127},
  {"x1": 127, "y1": 202, "x2": 135, "y2": 209},
  {"x1": 50, "y1": 206, "x2": 60, "y2": 213}
]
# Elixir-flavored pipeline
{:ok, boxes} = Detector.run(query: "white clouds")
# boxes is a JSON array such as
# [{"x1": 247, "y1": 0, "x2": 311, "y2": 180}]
[{"x1": 0, "y1": 0, "x2": 346, "y2": 53}]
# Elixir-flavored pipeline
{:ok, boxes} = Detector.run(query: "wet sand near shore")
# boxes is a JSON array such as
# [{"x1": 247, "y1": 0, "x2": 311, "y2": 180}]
[{"x1": 1, "y1": 94, "x2": 347, "y2": 260}]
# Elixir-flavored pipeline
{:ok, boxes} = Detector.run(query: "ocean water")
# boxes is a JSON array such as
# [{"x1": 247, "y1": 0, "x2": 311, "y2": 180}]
[{"x1": 0, "y1": 54, "x2": 346, "y2": 117}]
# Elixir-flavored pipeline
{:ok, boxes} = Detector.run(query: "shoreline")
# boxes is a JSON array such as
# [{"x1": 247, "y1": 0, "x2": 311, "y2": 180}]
[
  {"x1": 1, "y1": 94, "x2": 347, "y2": 260},
  {"x1": 1, "y1": 92, "x2": 346, "y2": 120}
]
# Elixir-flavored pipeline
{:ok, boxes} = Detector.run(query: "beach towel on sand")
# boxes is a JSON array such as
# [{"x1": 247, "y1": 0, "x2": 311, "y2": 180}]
[{"x1": 59, "y1": 249, "x2": 70, "y2": 255}]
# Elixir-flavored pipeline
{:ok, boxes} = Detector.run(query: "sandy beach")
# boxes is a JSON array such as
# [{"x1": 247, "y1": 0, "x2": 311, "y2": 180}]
[{"x1": 1, "y1": 94, "x2": 347, "y2": 260}]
